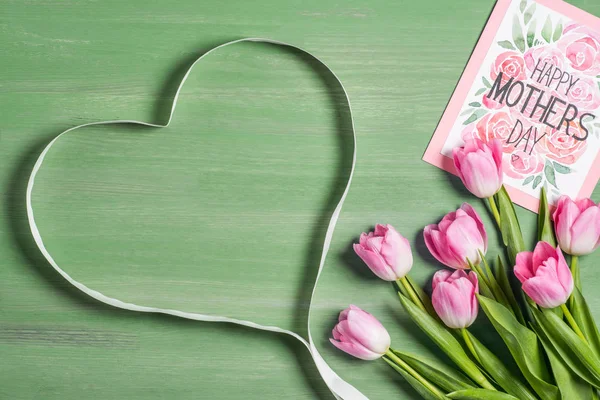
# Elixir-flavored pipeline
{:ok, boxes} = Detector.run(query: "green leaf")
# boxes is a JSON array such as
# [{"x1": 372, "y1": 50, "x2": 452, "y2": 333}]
[
  {"x1": 475, "y1": 88, "x2": 488, "y2": 96},
  {"x1": 478, "y1": 296, "x2": 559, "y2": 400},
  {"x1": 498, "y1": 40, "x2": 516, "y2": 50},
  {"x1": 544, "y1": 162, "x2": 558, "y2": 188},
  {"x1": 447, "y1": 389, "x2": 519, "y2": 400},
  {"x1": 468, "y1": 102, "x2": 481, "y2": 107},
  {"x1": 383, "y1": 357, "x2": 445, "y2": 400},
  {"x1": 532, "y1": 307, "x2": 600, "y2": 389},
  {"x1": 482, "y1": 77, "x2": 492, "y2": 88},
  {"x1": 477, "y1": 273, "x2": 495, "y2": 299},
  {"x1": 533, "y1": 175, "x2": 542, "y2": 189},
  {"x1": 542, "y1": 16, "x2": 553, "y2": 43},
  {"x1": 398, "y1": 293, "x2": 490, "y2": 389},
  {"x1": 524, "y1": 3, "x2": 536, "y2": 24},
  {"x1": 553, "y1": 21, "x2": 563, "y2": 42},
  {"x1": 532, "y1": 321, "x2": 596, "y2": 400},
  {"x1": 522, "y1": 176, "x2": 535, "y2": 185},
  {"x1": 571, "y1": 287, "x2": 600, "y2": 360},
  {"x1": 519, "y1": 0, "x2": 527, "y2": 13},
  {"x1": 464, "y1": 330, "x2": 538, "y2": 400},
  {"x1": 494, "y1": 186, "x2": 525, "y2": 264},
  {"x1": 553, "y1": 162, "x2": 571, "y2": 174},
  {"x1": 463, "y1": 109, "x2": 487, "y2": 125},
  {"x1": 527, "y1": 20, "x2": 537, "y2": 48},
  {"x1": 537, "y1": 187, "x2": 556, "y2": 246},
  {"x1": 392, "y1": 350, "x2": 476, "y2": 393},
  {"x1": 406, "y1": 274, "x2": 437, "y2": 319},
  {"x1": 460, "y1": 108, "x2": 475, "y2": 116},
  {"x1": 513, "y1": 15, "x2": 526, "y2": 52},
  {"x1": 494, "y1": 256, "x2": 525, "y2": 324}
]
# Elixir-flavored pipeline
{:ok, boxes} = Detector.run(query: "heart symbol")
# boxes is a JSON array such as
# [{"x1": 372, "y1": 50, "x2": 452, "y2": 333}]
[
  {"x1": 511, "y1": 154, "x2": 520, "y2": 162},
  {"x1": 25, "y1": 39, "x2": 366, "y2": 400}
]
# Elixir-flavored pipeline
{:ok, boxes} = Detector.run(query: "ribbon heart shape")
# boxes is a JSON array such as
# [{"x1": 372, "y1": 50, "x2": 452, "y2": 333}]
[{"x1": 26, "y1": 38, "x2": 368, "y2": 400}]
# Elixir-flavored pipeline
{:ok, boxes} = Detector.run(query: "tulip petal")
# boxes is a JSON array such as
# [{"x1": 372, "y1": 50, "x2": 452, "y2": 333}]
[
  {"x1": 514, "y1": 251, "x2": 534, "y2": 282},
  {"x1": 380, "y1": 228, "x2": 413, "y2": 277},
  {"x1": 532, "y1": 241, "x2": 557, "y2": 273},
  {"x1": 446, "y1": 216, "x2": 485, "y2": 266},
  {"x1": 522, "y1": 277, "x2": 570, "y2": 308},
  {"x1": 460, "y1": 203, "x2": 488, "y2": 251},
  {"x1": 555, "y1": 248, "x2": 574, "y2": 295},
  {"x1": 345, "y1": 310, "x2": 391, "y2": 354},
  {"x1": 576, "y1": 198, "x2": 596, "y2": 212},
  {"x1": 432, "y1": 269, "x2": 454, "y2": 291},
  {"x1": 554, "y1": 197, "x2": 580, "y2": 253},
  {"x1": 329, "y1": 338, "x2": 381, "y2": 360},
  {"x1": 569, "y1": 206, "x2": 600, "y2": 255},
  {"x1": 353, "y1": 243, "x2": 396, "y2": 281},
  {"x1": 432, "y1": 282, "x2": 472, "y2": 329}
]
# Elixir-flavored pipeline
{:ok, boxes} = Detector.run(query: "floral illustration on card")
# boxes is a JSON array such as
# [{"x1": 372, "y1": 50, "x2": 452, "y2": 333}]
[{"x1": 458, "y1": 0, "x2": 600, "y2": 199}]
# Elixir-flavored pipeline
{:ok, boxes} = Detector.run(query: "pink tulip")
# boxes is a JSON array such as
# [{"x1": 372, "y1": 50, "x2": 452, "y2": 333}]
[
  {"x1": 424, "y1": 204, "x2": 487, "y2": 269},
  {"x1": 431, "y1": 270, "x2": 479, "y2": 329},
  {"x1": 553, "y1": 195, "x2": 600, "y2": 256},
  {"x1": 330, "y1": 305, "x2": 391, "y2": 360},
  {"x1": 453, "y1": 138, "x2": 503, "y2": 198},
  {"x1": 353, "y1": 224, "x2": 413, "y2": 281},
  {"x1": 514, "y1": 241, "x2": 573, "y2": 308}
]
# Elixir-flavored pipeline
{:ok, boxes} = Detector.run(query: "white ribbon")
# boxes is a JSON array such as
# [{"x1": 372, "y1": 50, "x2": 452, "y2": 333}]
[{"x1": 26, "y1": 38, "x2": 367, "y2": 400}]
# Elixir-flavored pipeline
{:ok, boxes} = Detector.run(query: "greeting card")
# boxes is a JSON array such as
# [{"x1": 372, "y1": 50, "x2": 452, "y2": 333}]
[{"x1": 423, "y1": 0, "x2": 600, "y2": 211}]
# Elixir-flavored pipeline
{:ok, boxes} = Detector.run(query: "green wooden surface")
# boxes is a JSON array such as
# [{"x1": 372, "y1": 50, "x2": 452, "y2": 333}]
[{"x1": 2, "y1": 0, "x2": 600, "y2": 399}]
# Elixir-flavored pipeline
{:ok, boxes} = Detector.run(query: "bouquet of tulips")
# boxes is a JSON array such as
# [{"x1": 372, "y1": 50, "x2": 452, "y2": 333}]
[{"x1": 331, "y1": 138, "x2": 600, "y2": 400}]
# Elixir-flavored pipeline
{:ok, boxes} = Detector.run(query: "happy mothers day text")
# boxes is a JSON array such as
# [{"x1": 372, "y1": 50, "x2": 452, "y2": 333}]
[{"x1": 486, "y1": 59, "x2": 597, "y2": 154}]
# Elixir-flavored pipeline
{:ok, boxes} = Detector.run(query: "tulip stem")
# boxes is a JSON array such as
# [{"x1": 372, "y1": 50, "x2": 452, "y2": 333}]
[
  {"x1": 487, "y1": 196, "x2": 501, "y2": 228},
  {"x1": 460, "y1": 328, "x2": 481, "y2": 364},
  {"x1": 571, "y1": 256, "x2": 581, "y2": 292},
  {"x1": 384, "y1": 349, "x2": 447, "y2": 399},
  {"x1": 398, "y1": 277, "x2": 426, "y2": 313},
  {"x1": 561, "y1": 303, "x2": 588, "y2": 344}
]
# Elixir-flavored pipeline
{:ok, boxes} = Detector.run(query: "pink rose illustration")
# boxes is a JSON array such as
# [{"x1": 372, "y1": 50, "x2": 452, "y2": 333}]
[
  {"x1": 482, "y1": 92, "x2": 504, "y2": 110},
  {"x1": 490, "y1": 51, "x2": 527, "y2": 81},
  {"x1": 524, "y1": 45, "x2": 566, "y2": 75},
  {"x1": 539, "y1": 123, "x2": 588, "y2": 165},
  {"x1": 566, "y1": 75, "x2": 600, "y2": 112},
  {"x1": 557, "y1": 23, "x2": 600, "y2": 76},
  {"x1": 503, "y1": 150, "x2": 544, "y2": 179},
  {"x1": 461, "y1": 112, "x2": 517, "y2": 153}
]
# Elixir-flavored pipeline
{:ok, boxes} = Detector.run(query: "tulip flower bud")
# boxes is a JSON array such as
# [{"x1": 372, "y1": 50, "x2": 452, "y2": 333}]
[
  {"x1": 424, "y1": 203, "x2": 487, "y2": 269},
  {"x1": 453, "y1": 138, "x2": 503, "y2": 198},
  {"x1": 514, "y1": 241, "x2": 573, "y2": 308},
  {"x1": 329, "y1": 305, "x2": 391, "y2": 360},
  {"x1": 353, "y1": 224, "x2": 413, "y2": 281},
  {"x1": 553, "y1": 195, "x2": 600, "y2": 256},
  {"x1": 431, "y1": 269, "x2": 479, "y2": 329}
]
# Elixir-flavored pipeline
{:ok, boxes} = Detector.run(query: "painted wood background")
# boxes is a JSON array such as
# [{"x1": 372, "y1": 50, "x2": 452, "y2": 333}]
[{"x1": 2, "y1": 0, "x2": 600, "y2": 398}]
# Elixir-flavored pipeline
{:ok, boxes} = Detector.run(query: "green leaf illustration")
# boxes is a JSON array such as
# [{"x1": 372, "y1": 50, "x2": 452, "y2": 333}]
[
  {"x1": 553, "y1": 162, "x2": 571, "y2": 174},
  {"x1": 482, "y1": 76, "x2": 492, "y2": 88},
  {"x1": 468, "y1": 102, "x2": 481, "y2": 107},
  {"x1": 463, "y1": 109, "x2": 487, "y2": 125},
  {"x1": 553, "y1": 21, "x2": 563, "y2": 42},
  {"x1": 542, "y1": 16, "x2": 553, "y2": 43},
  {"x1": 448, "y1": 389, "x2": 519, "y2": 400},
  {"x1": 524, "y1": 3, "x2": 536, "y2": 24},
  {"x1": 520, "y1": 0, "x2": 527, "y2": 13},
  {"x1": 532, "y1": 175, "x2": 542, "y2": 189},
  {"x1": 460, "y1": 108, "x2": 475, "y2": 116},
  {"x1": 513, "y1": 15, "x2": 526, "y2": 52},
  {"x1": 544, "y1": 162, "x2": 558, "y2": 188},
  {"x1": 527, "y1": 20, "x2": 537, "y2": 48},
  {"x1": 475, "y1": 87, "x2": 487, "y2": 96},
  {"x1": 522, "y1": 176, "x2": 535, "y2": 185},
  {"x1": 498, "y1": 40, "x2": 516, "y2": 50}
]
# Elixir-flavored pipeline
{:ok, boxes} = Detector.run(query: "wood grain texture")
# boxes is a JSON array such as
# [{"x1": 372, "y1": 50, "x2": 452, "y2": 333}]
[{"x1": 2, "y1": 0, "x2": 600, "y2": 399}]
